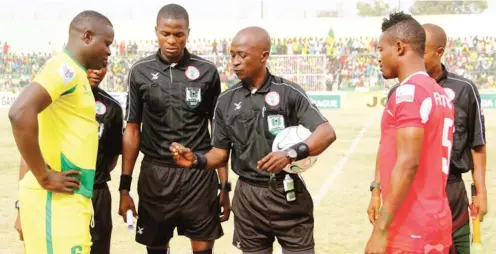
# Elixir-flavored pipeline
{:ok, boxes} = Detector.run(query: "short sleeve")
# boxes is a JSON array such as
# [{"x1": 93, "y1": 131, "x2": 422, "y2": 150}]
[
  {"x1": 205, "y1": 71, "x2": 221, "y2": 120},
  {"x1": 291, "y1": 85, "x2": 328, "y2": 131},
  {"x1": 392, "y1": 84, "x2": 431, "y2": 129},
  {"x1": 211, "y1": 102, "x2": 231, "y2": 150},
  {"x1": 33, "y1": 60, "x2": 77, "y2": 101},
  {"x1": 125, "y1": 68, "x2": 142, "y2": 123},
  {"x1": 467, "y1": 82, "x2": 486, "y2": 147}
]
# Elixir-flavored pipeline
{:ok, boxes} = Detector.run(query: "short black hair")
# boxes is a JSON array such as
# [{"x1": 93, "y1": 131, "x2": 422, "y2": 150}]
[
  {"x1": 381, "y1": 11, "x2": 425, "y2": 55},
  {"x1": 69, "y1": 10, "x2": 113, "y2": 31},
  {"x1": 157, "y1": 4, "x2": 189, "y2": 27}
]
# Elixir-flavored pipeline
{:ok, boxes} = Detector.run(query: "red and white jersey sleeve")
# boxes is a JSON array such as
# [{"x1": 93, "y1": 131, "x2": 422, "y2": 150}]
[{"x1": 390, "y1": 83, "x2": 432, "y2": 129}]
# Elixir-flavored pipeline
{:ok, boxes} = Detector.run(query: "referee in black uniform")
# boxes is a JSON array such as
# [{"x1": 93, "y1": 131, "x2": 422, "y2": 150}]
[
  {"x1": 118, "y1": 4, "x2": 228, "y2": 254},
  {"x1": 423, "y1": 24, "x2": 487, "y2": 254},
  {"x1": 88, "y1": 63, "x2": 124, "y2": 254},
  {"x1": 170, "y1": 26, "x2": 337, "y2": 254}
]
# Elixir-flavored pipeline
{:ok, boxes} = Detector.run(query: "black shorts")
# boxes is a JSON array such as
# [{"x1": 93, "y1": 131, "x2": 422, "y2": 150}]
[
  {"x1": 135, "y1": 158, "x2": 223, "y2": 247},
  {"x1": 446, "y1": 176, "x2": 470, "y2": 254},
  {"x1": 232, "y1": 175, "x2": 314, "y2": 252},
  {"x1": 90, "y1": 183, "x2": 112, "y2": 254},
  {"x1": 446, "y1": 176, "x2": 470, "y2": 231}
]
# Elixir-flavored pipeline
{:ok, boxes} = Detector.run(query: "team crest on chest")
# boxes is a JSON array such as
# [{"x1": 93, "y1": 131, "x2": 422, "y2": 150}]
[
  {"x1": 185, "y1": 66, "x2": 200, "y2": 80},
  {"x1": 96, "y1": 101, "x2": 106, "y2": 115},
  {"x1": 265, "y1": 91, "x2": 280, "y2": 107},
  {"x1": 185, "y1": 87, "x2": 202, "y2": 107}
]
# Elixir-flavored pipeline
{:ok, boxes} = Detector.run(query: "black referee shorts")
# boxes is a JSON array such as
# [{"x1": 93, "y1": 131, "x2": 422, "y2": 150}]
[
  {"x1": 232, "y1": 175, "x2": 314, "y2": 252},
  {"x1": 90, "y1": 183, "x2": 112, "y2": 254},
  {"x1": 446, "y1": 175, "x2": 470, "y2": 254},
  {"x1": 135, "y1": 157, "x2": 224, "y2": 247}
]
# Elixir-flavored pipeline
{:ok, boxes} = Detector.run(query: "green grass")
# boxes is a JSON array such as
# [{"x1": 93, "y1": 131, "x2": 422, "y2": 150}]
[{"x1": 0, "y1": 107, "x2": 494, "y2": 254}]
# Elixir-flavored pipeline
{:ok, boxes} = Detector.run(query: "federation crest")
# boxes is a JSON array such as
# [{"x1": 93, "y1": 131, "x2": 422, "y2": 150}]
[
  {"x1": 265, "y1": 91, "x2": 280, "y2": 107},
  {"x1": 185, "y1": 87, "x2": 202, "y2": 107},
  {"x1": 185, "y1": 66, "x2": 200, "y2": 80},
  {"x1": 96, "y1": 101, "x2": 106, "y2": 115},
  {"x1": 267, "y1": 114, "x2": 285, "y2": 135}
]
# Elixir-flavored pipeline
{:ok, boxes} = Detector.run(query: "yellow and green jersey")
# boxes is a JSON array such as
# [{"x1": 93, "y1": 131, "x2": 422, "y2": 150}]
[{"x1": 19, "y1": 49, "x2": 99, "y2": 198}]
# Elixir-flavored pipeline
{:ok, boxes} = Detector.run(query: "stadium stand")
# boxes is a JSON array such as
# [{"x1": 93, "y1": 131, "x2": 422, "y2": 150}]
[{"x1": 1, "y1": 36, "x2": 495, "y2": 93}]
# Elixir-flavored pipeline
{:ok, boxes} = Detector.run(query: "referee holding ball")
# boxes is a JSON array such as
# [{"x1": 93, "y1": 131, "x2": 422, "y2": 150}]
[{"x1": 170, "y1": 26, "x2": 337, "y2": 254}]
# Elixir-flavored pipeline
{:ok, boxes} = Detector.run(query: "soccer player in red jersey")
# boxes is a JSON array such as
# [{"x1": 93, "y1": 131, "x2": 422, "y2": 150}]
[{"x1": 365, "y1": 12, "x2": 455, "y2": 254}]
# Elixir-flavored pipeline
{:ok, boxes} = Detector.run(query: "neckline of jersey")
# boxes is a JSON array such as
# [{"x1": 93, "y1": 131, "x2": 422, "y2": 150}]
[
  {"x1": 399, "y1": 71, "x2": 428, "y2": 86},
  {"x1": 63, "y1": 48, "x2": 87, "y2": 72}
]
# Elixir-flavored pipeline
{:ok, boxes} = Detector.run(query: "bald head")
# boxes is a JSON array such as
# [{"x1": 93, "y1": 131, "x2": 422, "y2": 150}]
[
  {"x1": 423, "y1": 23, "x2": 447, "y2": 49},
  {"x1": 232, "y1": 26, "x2": 271, "y2": 52},
  {"x1": 422, "y1": 23, "x2": 446, "y2": 79},
  {"x1": 230, "y1": 26, "x2": 271, "y2": 83}
]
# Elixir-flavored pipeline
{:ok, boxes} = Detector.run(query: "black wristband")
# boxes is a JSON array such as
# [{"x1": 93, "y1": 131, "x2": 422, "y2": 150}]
[
  {"x1": 119, "y1": 175, "x2": 132, "y2": 191},
  {"x1": 290, "y1": 142, "x2": 310, "y2": 160},
  {"x1": 193, "y1": 152, "x2": 208, "y2": 169}
]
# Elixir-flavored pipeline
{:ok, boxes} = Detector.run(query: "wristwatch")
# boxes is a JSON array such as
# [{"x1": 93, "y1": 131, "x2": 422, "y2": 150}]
[
  {"x1": 370, "y1": 181, "x2": 381, "y2": 192},
  {"x1": 284, "y1": 148, "x2": 298, "y2": 162},
  {"x1": 219, "y1": 182, "x2": 232, "y2": 192},
  {"x1": 15, "y1": 200, "x2": 19, "y2": 210}
]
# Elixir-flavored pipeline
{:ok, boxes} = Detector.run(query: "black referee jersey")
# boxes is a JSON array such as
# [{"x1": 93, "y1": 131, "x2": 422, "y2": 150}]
[
  {"x1": 436, "y1": 64, "x2": 486, "y2": 181},
  {"x1": 93, "y1": 87, "x2": 124, "y2": 185},
  {"x1": 211, "y1": 70, "x2": 328, "y2": 184},
  {"x1": 125, "y1": 49, "x2": 221, "y2": 164}
]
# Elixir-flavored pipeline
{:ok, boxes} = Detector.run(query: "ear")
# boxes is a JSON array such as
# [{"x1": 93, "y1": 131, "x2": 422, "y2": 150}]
[
  {"x1": 261, "y1": 50, "x2": 270, "y2": 63},
  {"x1": 83, "y1": 30, "x2": 94, "y2": 44},
  {"x1": 395, "y1": 40, "x2": 405, "y2": 56},
  {"x1": 436, "y1": 47, "x2": 445, "y2": 59}
]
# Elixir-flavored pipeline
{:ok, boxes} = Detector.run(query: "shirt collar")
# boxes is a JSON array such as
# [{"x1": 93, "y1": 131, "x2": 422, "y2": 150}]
[
  {"x1": 399, "y1": 71, "x2": 429, "y2": 86},
  {"x1": 155, "y1": 48, "x2": 191, "y2": 71},
  {"x1": 242, "y1": 68, "x2": 273, "y2": 96},
  {"x1": 436, "y1": 64, "x2": 449, "y2": 84},
  {"x1": 91, "y1": 86, "x2": 101, "y2": 98}
]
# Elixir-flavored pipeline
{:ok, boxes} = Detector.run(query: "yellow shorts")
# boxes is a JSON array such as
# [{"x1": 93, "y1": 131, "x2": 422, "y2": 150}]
[{"x1": 19, "y1": 187, "x2": 93, "y2": 254}]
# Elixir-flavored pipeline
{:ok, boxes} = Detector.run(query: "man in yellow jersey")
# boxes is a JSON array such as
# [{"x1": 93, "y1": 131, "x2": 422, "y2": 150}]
[{"x1": 9, "y1": 10, "x2": 114, "y2": 254}]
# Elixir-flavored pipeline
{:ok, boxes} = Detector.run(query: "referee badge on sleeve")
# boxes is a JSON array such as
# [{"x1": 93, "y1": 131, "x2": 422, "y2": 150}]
[{"x1": 185, "y1": 87, "x2": 202, "y2": 107}]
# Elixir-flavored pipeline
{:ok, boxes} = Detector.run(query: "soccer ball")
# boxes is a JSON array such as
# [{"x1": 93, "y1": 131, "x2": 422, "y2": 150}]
[{"x1": 272, "y1": 125, "x2": 318, "y2": 174}]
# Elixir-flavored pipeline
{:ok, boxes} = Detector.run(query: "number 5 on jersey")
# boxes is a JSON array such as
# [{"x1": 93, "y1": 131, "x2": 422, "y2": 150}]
[{"x1": 442, "y1": 118, "x2": 454, "y2": 175}]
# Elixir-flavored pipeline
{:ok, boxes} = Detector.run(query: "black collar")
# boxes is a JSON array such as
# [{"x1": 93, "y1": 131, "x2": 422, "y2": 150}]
[
  {"x1": 91, "y1": 86, "x2": 101, "y2": 97},
  {"x1": 436, "y1": 63, "x2": 449, "y2": 84},
  {"x1": 242, "y1": 68, "x2": 272, "y2": 96},
  {"x1": 155, "y1": 48, "x2": 191, "y2": 71}
]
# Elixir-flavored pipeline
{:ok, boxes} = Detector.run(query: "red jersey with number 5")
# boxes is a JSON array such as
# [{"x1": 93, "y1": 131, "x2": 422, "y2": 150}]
[{"x1": 379, "y1": 72, "x2": 454, "y2": 252}]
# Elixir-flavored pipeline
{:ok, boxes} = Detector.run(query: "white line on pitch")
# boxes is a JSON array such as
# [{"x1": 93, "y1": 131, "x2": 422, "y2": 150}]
[{"x1": 313, "y1": 111, "x2": 379, "y2": 208}]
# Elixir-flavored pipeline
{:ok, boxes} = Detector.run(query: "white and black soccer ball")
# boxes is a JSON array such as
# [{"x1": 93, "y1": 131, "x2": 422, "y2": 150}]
[{"x1": 271, "y1": 125, "x2": 318, "y2": 174}]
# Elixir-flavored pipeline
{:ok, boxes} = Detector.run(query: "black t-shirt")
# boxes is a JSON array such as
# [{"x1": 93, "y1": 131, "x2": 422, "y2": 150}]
[
  {"x1": 436, "y1": 65, "x2": 486, "y2": 179},
  {"x1": 125, "y1": 49, "x2": 221, "y2": 164},
  {"x1": 211, "y1": 70, "x2": 328, "y2": 184},
  {"x1": 93, "y1": 87, "x2": 124, "y2": 185}
]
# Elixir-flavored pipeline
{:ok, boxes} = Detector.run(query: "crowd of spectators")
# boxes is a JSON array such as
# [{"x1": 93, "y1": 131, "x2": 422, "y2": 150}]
[{"x1": 1, "y1": 36, "x2": 495, "y2": 93}]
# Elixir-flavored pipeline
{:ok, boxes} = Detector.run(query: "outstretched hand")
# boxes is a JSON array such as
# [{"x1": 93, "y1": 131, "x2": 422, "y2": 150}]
[{"x1": 170, "y1": 142, "x2": 195, "y2": 168}]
